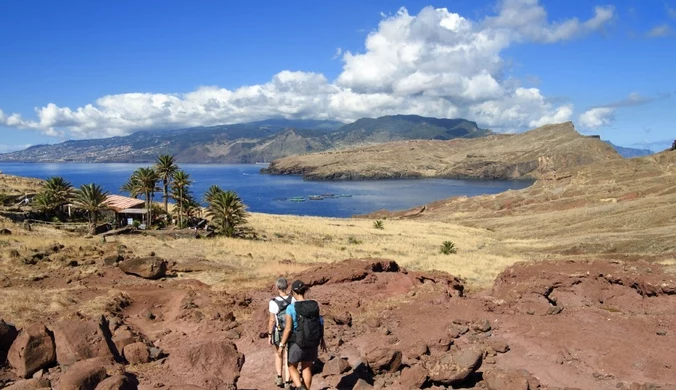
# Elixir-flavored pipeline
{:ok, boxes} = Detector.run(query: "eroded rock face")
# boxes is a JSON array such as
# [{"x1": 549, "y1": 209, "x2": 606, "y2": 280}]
[
  {"x1": 426, "y1": 349, "x2": 482, "y2": 385},
  {"x1": 168, "y1": 340, "x2": 245, "y2": 390},
  {"x1": 50, "y1": 320, "x2": 114, "y2": 367},
  {"x1": 118, "y1": 257, "x2": 167, "y2": 279},
  {"x1": 7, "y1": 323, "x2": 56, "y2": 378},
  {"x1": 58, "y1": 357, "x2": 108, "y2": 390}
]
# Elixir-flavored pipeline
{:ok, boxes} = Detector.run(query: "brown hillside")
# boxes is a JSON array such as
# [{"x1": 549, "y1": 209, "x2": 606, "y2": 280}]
[
  {"x1": 366, "y1": 149, "x2": 676, "y2": 259},
  {"x1": 0, "y1": 173, "x2": 43, "y2": 196},
  {"x1": 263, "y1": 122, "x2": 621, "y2": 180}
]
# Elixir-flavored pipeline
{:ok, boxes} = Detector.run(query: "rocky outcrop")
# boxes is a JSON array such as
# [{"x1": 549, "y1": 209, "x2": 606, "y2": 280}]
[
  {"x1": 118, "y1": 257, "x2": 167, "y2": 279},
  {"x1": 264, "y1": 122, "x2": 621, "y2": 181},
  {"x1": 94, "y1": 374, "x2": 138, "y2": 390},
  {"x1": 7, "y1": 323, "x2": 56, "y2": 378},
  {"x1": 3, "y1": 378, "x2": 51, "y2": 390}
]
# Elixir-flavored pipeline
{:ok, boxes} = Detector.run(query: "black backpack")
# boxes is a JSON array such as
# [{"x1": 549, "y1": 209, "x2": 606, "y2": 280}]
[
  {"x1": 272, "y1": 296, "x2": 292, "y2": 345},
  {"x1": 293, "y1": 300, "x2": 323, "y2": 349}
]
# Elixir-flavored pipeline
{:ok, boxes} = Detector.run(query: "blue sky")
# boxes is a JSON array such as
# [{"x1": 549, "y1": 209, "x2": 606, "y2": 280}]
[{"x1": 1, "y1": 0, "x2": 675, "y2": 152}]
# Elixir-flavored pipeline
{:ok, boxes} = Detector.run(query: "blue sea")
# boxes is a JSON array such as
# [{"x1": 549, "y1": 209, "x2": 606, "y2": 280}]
[{"x1": 0, "y1": 163, "x2": 532, "y2": 218}]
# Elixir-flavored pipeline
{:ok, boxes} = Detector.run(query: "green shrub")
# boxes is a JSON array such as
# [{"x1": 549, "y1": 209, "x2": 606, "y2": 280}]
[
  {"x1": 373, "y1": 220, "x2": 384, "y2": 230},
  {"x1": 440, "y1": 241, "x2": 457, "y2": 255},
  {"x1": 348, "y1": 236, "x2": 362, "y2": 245},
  {"x1": 132, "y1": 220, "x2": 141, "y2": 228}
]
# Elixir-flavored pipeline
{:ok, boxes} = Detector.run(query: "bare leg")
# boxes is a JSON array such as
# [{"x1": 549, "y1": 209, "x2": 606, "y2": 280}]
[
  {"x1": 274, "y1": 346, "x2": 282, "y2": 376},
  {"x1": 301, "y1": 361, "x2": 314, "y2": 389},
  {"x1": 288, "y1": 362, "x2": 302, "y2": 387}
]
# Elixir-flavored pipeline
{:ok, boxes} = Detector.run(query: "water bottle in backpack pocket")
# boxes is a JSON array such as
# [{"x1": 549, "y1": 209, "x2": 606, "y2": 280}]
[{"x1": 293, "y1": 300, "x2": 323, "y2": 349}]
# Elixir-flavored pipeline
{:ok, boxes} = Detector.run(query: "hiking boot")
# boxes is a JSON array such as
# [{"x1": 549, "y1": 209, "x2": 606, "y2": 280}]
[{"x1": 275, "y1": 376, "x2": 284, "y2": 388}]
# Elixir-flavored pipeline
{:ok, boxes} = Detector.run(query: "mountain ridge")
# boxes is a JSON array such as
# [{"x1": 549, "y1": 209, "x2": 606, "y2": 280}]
[
  {"x1": 0, "y1": 115, "x2": 489, "y2": 163},
  {"x1": 262, "y1": 121, "x2": 623, "y2": 180}
]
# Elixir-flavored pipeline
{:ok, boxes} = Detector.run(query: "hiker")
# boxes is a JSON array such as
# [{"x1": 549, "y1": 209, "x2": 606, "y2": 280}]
[
  {"x1": 278, "y1": 280, "x2": 327, "y2": 390},
  {"x1": 268, "y1": 277, "x2": 294, "y2": 388}
]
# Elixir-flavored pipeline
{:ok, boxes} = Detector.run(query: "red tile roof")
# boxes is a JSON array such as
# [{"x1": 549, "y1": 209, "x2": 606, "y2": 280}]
[{"x1": 103, "y1": 194, "x2": 145, "y2": 212}]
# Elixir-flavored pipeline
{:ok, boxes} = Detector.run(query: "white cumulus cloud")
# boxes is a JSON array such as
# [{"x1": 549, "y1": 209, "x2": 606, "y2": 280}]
[
  {"x1": 578, "y1": 107, "x2": 615, "y2": 129},
  {"x1": 0, "y1": 1, "x2": 615, "y2": 139}
]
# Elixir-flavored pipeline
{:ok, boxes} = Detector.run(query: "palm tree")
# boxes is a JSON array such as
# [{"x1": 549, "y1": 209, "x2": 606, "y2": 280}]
[
  {"x1": 72, "y1": 184, "x2": 109, "y2": 235},
  {"x1": 125, "y1": 167, "x2": 159, "y2": 225},
  {"x1": 171, "y1": 170, "x2": 193, "y2": 227},
  {"x1": 203, "y1": 184, "x2": 223, "y2": 204},
  {"x1": 206, "y1": 190, "x2": 248, "y2": 237},
  {"x1": 154, "y1": 154, "x2": 178, "y2": 213},
  {"x1": 33, "y1": 191, "x2": 57, "y2": 219},
  {"x1": 39, "y1": 176, "x2": 74, "y2": 219}
]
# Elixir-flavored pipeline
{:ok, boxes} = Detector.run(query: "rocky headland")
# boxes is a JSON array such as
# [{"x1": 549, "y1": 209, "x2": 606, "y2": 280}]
[{"x1": 262, "y1": 122, "x2": 621, "y2": 180}]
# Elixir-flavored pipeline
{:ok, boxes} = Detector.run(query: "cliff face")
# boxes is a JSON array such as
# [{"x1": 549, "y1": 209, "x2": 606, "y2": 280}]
[{"x1": 263, "y1": 122, "x2": 622, "y2": 180}]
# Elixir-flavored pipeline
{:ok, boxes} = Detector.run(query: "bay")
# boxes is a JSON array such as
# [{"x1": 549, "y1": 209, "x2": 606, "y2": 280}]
[{"x1": 0, "y1": 163, "x2": 532, "y2": 218}]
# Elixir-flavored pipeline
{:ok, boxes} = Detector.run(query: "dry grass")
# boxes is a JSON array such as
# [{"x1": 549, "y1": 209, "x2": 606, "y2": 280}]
[
  {"x1": 108, "y1": 213, "x2": 527, "y2": 289},
  {"x1": 0, "y1": 288, "x2": 80, "y2": 327}
]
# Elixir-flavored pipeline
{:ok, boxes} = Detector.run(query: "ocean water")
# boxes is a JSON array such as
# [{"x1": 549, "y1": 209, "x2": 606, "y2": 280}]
[{"x1": 0, "y1": 163, "x2": 532, "y2": 218}]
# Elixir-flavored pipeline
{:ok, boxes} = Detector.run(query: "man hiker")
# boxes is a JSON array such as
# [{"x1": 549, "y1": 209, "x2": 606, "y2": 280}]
[
  {"x1": 268, "y1": 277, "x2": 294, "y2": 388},
  {"x1": 278, "y1": 280, "x2": 327, "y2": 390}
]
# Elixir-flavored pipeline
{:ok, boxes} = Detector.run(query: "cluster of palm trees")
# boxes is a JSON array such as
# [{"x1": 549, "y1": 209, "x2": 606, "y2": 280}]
[
  {"x1": 121, "y1": 155, "x2": 199, "y2": 227},
  {"x1": 30, "y1": 154, "x2": 249, "y2": 237},
  {"x1": 120, "y1": 155, "x2": 248, "y2": 237},
  {"x1": 33, "y1": 177, "x2": 109, "y2": 235}
]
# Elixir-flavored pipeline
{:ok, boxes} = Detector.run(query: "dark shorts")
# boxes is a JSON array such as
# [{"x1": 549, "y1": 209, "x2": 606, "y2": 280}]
[{"x1": 288, "y1": 343, "x2": 318, "y2": 364}]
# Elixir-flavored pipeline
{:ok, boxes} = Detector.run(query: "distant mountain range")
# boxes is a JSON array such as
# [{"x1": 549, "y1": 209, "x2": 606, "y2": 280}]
[
  {"x1": 0, "y1": 115, "x2": 491, "y2": 163},
  {"x1": 0, "y1": 115, "x2": 652, "y2": 163},
  {"x1": 604, "y1": 141, "x2": 653, "y2": 158}
]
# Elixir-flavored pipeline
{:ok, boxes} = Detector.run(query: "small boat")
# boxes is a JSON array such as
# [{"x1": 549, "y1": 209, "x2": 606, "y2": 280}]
[
  {"x1": 338, "y1": 194, "x2": 353, "y2": 197},
  {"x1": 289, "y1": 197, "x2": 306, "y2": 202},
  {"x1": 308, "y1": 195, "x2": 324, "y2": 200},
  {"x1": 273, "y1": 197, "x2": 288, "y2": 201},
  {"x1": 321, "y1": 193, "x2": 336, "y2": 198}
]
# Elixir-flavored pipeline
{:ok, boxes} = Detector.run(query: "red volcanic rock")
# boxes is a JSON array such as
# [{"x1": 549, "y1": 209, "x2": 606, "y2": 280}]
[
  {"x1": 168, "y1": 340, "x2": 245, "y2": 390},
  {"x1": 399, "y1": 365, "x2": 428, "y2": 389},
  {"x1": 94, "y1": 374, "x2": 138, "y2": 390},
  {"x1": 7, "y1": 323, "x2": 56, "y2": 378},
  {"x1": 118, "y1": 257, "x2": 167, "y2": 279},
  {"x1": 483, "y1": 368, "x2": 541, "y2": 390},
  {"x1": 122, "y1": 342, "x2": 149, "y2": 365},
  {"x1": 58, "y1": 357, "x2": 109, "y2": 390},
  {"x1": 3, "y1": 378, "x2": 51, "y2": 390},
  {"x1": 364, "y1": 347, "x2": 402, "y2": 374},
  {"x1": 426, "y1": 349, "x2": 482, "y2": 385},
  {"x1": 50, "y1": 320, "x2": 114, "y2": 366}
]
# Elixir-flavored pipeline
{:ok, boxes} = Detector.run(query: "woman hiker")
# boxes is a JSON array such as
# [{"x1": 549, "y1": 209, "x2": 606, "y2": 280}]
[
  {"x1": 268, "y1": 277, "x2": 294, "y2": 388},
  {"x1": 278, "y1": 280, "x2": 327, "y2": 390}
]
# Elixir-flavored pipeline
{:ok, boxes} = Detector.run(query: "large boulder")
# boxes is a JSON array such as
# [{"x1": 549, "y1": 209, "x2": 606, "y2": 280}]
[
  {"x1": 426, "y1": 349, "x2": 482, "y2": 386},
  {"x1": 7, "y1": 323, "x2": 56, "y2": 378},
  {"x1": 58, "y1": 357, "x2": 108, "y2": 390},
  {"x1": 364, "y1": 347, "x2": 402, "y2": 374},
  {"x1": 50, "y1": 320, "x2": 114, "y2": 367},
  {"x1": 94, "y1": 374, "x2": 138, "y2": 390},
  {"x1": 168, "y1": 340, "x2": 245, "y2": 390},
  {"x1": 3, "y1": 378, "x2": 51, "y2": 390},
  {"x1": 118, "y1": 257, "x2": 167, "y2": 279},
  {"x1": 322, "y1": 356, "x2": 351, "y2": 377},
  {"x1": 122, "y1": 343, "x2": 149, "y2": 365},
  {"x1": 0, "y1": 319, "x2": 18, "y2": 351}
]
